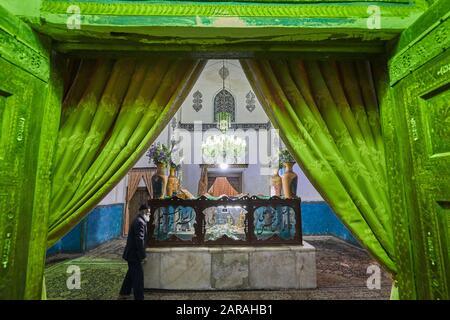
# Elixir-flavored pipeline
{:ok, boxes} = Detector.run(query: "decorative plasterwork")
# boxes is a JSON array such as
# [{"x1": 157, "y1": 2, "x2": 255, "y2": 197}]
[
  {"x1": 245, "y1": 91, "x2": 256, "y2": 112},
  {"x1": 178, "y1": 121, "x2": 271, "y2": 131},
  {"x1": 192, "y1": 90, "x2": 203, "y2": 112},
  {"x1": 218, "y1": 66, "x2": 229, "y2": 80}
]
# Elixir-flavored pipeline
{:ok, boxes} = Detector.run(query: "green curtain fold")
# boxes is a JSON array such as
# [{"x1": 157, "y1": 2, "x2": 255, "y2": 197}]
[
  {"x1": 241, "y1": 59, "x2": 396, "y2": 274},
  {"x1": 47, "y1": 58, "x2": 205, "y2": 247}
]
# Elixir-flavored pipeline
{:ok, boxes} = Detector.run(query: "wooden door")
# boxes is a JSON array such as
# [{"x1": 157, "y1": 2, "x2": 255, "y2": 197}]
[
  {"x1": 126, "y1": 187, "x2": 151, "y2": 234},
  {"x1": 0, "y1": 5, "x2": 56, "y2": 299},
  {"x1": 0, "y1": 57, "x2": 49, "y2": 298},
  {"x1": 397, "y1": 51, "x2": 450, "y2": 299}
]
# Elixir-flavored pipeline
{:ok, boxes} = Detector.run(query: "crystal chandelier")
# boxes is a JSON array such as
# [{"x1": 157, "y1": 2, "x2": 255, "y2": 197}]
[
  {"x1": 202, "y1": 134, "x2": 246, "y2": 165},
  {"x1": 203, "y1": 60, "x2": 245, "y2": 166}
]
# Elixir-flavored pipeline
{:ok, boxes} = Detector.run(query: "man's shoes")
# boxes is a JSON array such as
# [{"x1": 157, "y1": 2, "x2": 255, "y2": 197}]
[{"x1": 117, "y1": 294, "x2": 130, "y2": 300}]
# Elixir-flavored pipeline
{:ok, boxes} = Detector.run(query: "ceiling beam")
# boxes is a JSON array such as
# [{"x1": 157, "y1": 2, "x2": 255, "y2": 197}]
[{"x1": 34, "y1": 0, "x2": 427, "y2": 54}]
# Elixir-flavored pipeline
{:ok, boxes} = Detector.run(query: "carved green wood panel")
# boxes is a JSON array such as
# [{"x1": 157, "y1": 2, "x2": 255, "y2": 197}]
[
  {"x1": 384, "y1": 0, "x2": 450, "y2": 299},
  {"x1": 377, "y1": 62, "x2": 416, "y2": 299},
  {"x1": 394, "y1": 50, "x2": 450, "y2": 299},
  {"x1": 0, "y1": 58, "x2": 48, "y2": 299},
  {"x1": 0, "y1": 4, "x2": 59, "y2": 299}
]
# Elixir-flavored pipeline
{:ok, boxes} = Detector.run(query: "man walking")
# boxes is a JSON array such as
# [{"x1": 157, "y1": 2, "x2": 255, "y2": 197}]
[{"x1": 119, "y1": 204, "x2": 150, "y2": 300}]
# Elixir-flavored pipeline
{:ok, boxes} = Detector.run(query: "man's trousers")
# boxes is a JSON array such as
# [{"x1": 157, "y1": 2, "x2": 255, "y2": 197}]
[{"x1": 120, "y1": 260, "x2": 144, "y2": 300}]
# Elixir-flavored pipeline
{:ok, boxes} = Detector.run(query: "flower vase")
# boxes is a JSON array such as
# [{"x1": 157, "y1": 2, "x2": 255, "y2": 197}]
[
  {"x1": 281, "y1": 162, "x2": 298, "y2": 198},
  {"x1": 166, "y1": 167, "x2": 180, "y2": 197},
  {"x1": 152, "y1": 163, "x2": 167, "y2": 199},
  {"x1": 270, "y1": 168, "x2": 282, "y2": 197}
]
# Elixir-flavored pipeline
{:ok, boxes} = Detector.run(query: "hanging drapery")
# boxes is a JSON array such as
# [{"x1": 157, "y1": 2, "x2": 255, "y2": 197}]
[
  {"x1": 126, "y1": 171, "x2": 142, "y2": 205},
  {"x1": 47, "y1": 58, "x2": 205, "y2": 246},
  {"x1": 208, "y1": 177, "x2": 239, "y2": 197},
  {"x1": 142, "y1": 169, "x2": 153, "y2": 196},
  {"x1": 197, "y1": 165, "x2": 209, "y2": 196},
  {"x1": 241, "y1": 59, "x2": 396, "y2": 273},
  {"x1": 124, "y1": 170, "x2": 142, "y2": 233},
  {"x1": 226, "y1": 177, "x2": 242, "y2": 194},
  {"x1": 123, "y1": 168, "x2": 155, "y2": 234}
]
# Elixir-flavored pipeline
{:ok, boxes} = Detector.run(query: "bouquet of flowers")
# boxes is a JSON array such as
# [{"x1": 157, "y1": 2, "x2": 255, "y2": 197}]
[
  {"x1": 279, "y1": 148, "x2": 295, "y2": 164},
  {"x1": 269, "y1": 154, "x2": 282, "y2": 170},
  {"x1": 169, "y1": 138, "x2": 183, "y2": 170},
  {"x1": 147, "y1": 142, "x2": 171, "y2": 166}
]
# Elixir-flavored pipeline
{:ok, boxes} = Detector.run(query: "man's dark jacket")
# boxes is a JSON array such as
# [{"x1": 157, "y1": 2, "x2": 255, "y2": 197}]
[{"x1": 123, "y1": 214, "x2": 148, "y2": 261}]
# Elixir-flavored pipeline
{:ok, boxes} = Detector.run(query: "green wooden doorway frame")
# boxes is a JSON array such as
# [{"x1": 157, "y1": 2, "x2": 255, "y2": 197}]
[{"x1": 1, "y1": 0, "x2": 449, "y2": 300}]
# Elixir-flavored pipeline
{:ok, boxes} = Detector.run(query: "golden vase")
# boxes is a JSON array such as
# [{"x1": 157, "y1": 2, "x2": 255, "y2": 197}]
[
  {"x1": 166, "y1": 167, "x2": 179, "y2": 197},
  {"x1": 270, "y1": 168, "x2": 282, "y2": 197},
  {"x1": 281, "y1": 162, "x2": 298, "y2": 199},
  {"x1": 151, "y1": 162, "x2": 167, "y2": 199}
]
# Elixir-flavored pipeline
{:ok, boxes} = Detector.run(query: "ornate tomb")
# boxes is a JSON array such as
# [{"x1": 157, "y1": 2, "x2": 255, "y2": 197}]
[{"x1": 144, "y1": 195, "x2": 316, "y2": 290}]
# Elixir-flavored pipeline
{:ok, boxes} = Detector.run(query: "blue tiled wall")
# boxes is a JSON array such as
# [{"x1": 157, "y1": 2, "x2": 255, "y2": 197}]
[
  {"x1": 85, "y1": 204, "x2": 124, "y2": 250},
  {"x1": 46, "y1": 222, "x2": 84, "y2": 255},
  {"x1": 301, "y1": 202, "x2": 360, "y2": 246},
  {"x1": 47, "y1": 204, "x2": 124, "y2": 255}
]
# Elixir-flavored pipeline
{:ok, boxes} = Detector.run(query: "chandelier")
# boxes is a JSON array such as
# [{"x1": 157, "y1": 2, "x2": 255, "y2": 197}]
[
  {"x1": 217, "y1": 111, "x2": 231, "y2": 133},
  {"x1": 216, "y1": 60, "x2": 232, "y2": 133},
  {"x1": 202, "y1": 134, "x2": 246, "y2": 165}
]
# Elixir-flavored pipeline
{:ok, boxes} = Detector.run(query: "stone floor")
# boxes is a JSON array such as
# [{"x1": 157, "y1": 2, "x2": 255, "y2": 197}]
[{"x1": 45, "y1": 236, "x2": 392, "y2": 300}]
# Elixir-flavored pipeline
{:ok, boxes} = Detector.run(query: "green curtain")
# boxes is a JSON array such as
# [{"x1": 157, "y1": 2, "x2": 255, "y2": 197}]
[
  {"x1": 47, "y1": 58, "x2": 205, "y2": 246},
  {"x1": 241, "y1": 59, "x2": 396, "y2": 274}
]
